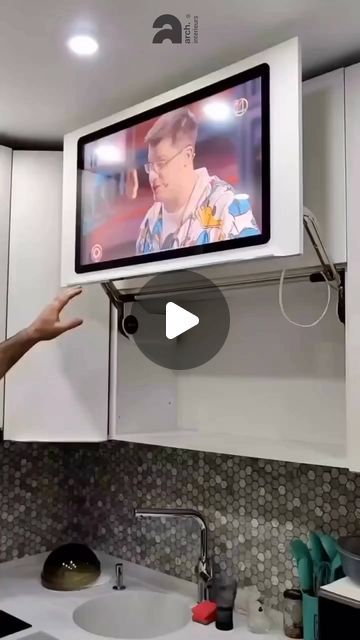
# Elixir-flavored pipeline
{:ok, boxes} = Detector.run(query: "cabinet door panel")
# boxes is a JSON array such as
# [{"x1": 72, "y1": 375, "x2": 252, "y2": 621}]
[
  {"x1": 345, "y1": 63, "x2": 360, "y2": 471},
  {"x1": 0, "y1": 146, "x2": 12, "y2": 431},
  {"x1": 5, "y1": 151, "x2": 109, "y2": 442},
  {"x1": 302, "y1": 68, "x2": 347, "y2": 265}
]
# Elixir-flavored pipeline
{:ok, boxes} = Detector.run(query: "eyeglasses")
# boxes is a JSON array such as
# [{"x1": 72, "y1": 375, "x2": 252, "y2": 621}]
[{"x1": 144, "y1": 146, "x2": 194, "y2": 175}]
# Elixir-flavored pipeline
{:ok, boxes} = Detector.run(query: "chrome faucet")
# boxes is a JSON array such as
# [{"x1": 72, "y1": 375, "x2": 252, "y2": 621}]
[{"x1": 134, "y1": 508, "x2": 212, "y2": 602}]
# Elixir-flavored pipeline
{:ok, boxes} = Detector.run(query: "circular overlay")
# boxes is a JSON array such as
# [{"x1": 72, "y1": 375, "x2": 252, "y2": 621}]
[
  {"x1": 91, "y1": 243, "x2": 103, "y2": 262},
  {"x1": 129, "y1": 270, "x2": 230, "y2": 370}
]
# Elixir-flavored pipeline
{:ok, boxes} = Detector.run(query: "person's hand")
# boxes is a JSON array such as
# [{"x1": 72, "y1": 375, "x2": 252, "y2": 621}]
[{"x1": 27, "y1": 288, "x2": 83, "y2": 342}]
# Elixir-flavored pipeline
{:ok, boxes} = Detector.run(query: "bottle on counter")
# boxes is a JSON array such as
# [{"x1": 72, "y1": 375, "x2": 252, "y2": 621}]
[
  {"x1": 283, "y1": 589, "x2": 303, "y2": 639},
  {"x1": 247, "y1": 595, "x2": 271, "y2": 634}
]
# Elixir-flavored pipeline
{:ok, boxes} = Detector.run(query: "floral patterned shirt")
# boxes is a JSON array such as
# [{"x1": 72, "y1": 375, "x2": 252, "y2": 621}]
[{"x1": 136, "y1": 168, "x2": 260, "y2": 254}]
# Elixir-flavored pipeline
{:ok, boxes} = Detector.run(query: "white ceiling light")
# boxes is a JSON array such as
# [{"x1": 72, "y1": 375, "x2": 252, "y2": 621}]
[
  {"x1": 203, "y1": 101, "x2": 232, "y2": 121},
  {"x1": 67, "y1": 35, "x2": 99, "y2": 56}
]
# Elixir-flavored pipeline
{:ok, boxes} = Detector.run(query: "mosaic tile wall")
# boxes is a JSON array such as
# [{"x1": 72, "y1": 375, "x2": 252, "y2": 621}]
[
  {"x1": 0, "y1": 441, "x2": 74, "y2": 562},
  {"x1": 0, "y1": 440, "x2": 359, "y2": 608}
]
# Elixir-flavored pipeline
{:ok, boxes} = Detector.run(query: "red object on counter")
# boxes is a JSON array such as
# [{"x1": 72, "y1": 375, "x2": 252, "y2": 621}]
[{"x1": 192, "y1": 601, "x2": 217, "y2": 625}]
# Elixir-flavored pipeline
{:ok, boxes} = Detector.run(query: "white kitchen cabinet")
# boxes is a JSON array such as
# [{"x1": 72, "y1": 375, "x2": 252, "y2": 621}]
[
  {"x1": 2, "y1": 67, "x2": 350, "y2": 464},
  {"x1": 109, "y1": 69, "x2": 348, "y2": 467},
  {"x1": 0, "y1": 146, "x2": 12, "y2": 431},
  {"x1": 302, "y1": 69, "x2": 346, "y2": 265},
  {"x1": 345, "y1": 63, "x2": 360, "y2": 472},
  {"x1": 4, "y1": 151, "x2": 109, "y2": 442}
]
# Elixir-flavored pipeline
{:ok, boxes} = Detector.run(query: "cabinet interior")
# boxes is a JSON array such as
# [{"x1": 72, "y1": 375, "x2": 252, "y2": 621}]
[{"x1": 114, "y1": 278, "x2": 346, "y2": 467}]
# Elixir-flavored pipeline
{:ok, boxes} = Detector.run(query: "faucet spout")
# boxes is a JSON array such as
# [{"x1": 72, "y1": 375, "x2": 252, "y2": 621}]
[{"x1": 134, "y1": 507, "x2": 212, "y2": 602}]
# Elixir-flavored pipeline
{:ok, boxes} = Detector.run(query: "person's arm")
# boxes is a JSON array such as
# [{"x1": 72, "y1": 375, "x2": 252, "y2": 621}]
[{"x1": 0, "y1": 288, "x2": 83, "y2": 380}]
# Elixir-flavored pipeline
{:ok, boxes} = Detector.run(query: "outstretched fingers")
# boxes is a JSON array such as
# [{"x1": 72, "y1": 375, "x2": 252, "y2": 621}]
[
  {"x1": 54, "y1": 287, "x2": 83, "y2": 313},
  {"x1": 57, "y1": 317, "x2": 83, "y2": 334}
]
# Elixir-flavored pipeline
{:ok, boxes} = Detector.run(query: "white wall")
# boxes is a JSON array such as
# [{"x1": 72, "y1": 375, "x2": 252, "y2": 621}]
[
  {"x1": 115, "y1": 327, "x2": 177, "y2": 436},
  {"x1": 177, "y1": 282, "x2": 345, "y2": 454}
]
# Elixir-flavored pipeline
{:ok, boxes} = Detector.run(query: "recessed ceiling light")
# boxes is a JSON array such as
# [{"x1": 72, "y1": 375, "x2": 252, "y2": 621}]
[{"x1": 67, "y1": 35, "x2": 99, "y2": 56}]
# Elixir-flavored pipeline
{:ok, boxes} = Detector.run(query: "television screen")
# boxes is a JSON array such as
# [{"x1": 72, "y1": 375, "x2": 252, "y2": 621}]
[{"x1": 75, "y1": 63, "x2": 270, "y2": 274}]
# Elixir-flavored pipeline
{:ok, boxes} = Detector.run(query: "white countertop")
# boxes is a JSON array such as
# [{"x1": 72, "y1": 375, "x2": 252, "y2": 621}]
[
  {"x1": 0, "y1": 552, "x2": 284, "y2": 640},
  {"x1": 320, "y1": 576, "x2": 360, "y2": 605}
]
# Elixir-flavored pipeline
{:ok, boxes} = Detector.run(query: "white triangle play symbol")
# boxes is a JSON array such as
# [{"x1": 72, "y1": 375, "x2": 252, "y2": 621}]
[{"x1": 166, "y1": 302, "x2": 199, "y2": 340}]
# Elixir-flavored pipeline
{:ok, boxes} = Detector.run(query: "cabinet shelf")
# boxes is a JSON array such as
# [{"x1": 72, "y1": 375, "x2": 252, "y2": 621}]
[{"x1": 114, "y1": 431, "x2": 347, "y2": 468}]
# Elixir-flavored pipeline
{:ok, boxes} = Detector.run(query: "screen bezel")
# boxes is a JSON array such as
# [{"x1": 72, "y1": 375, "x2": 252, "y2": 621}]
[{"x1": 75, "y1": 62, "x2": 270, "y2": 274}]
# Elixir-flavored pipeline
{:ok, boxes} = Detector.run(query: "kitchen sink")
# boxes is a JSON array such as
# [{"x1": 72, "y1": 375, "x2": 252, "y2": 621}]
[{"x1": 73, "y1": 590, "x2": 192, "y2": 639}]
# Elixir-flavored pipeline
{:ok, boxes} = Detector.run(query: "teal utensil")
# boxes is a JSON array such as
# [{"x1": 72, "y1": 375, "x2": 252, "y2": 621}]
[
  {"x1": 310, "y1": 532, "x2": 327, "y2": 567},
  {"x1": 317, "y1": 532, "x2": 338, "y2": 562},
  {"x1": 310, "y1": 532, "x2": 332, "y2": 591},
  {"x1": 330, "y1": 552, "x2": 344, "y2": 582},
  {"x1": 314, "y1": 561, "x2": 330, "y2": 593},
  {"x1": 290, "y1": 539, "x2": 314, "y2": 593}
]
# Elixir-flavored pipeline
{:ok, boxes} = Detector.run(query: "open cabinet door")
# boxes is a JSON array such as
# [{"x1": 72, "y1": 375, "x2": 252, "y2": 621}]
[
  {"x1": 345, "y1": 63, "x2": 360, "y2": 471},
  {"x1": 0, "y1": 146, "x2": 12, "y2": 432},
  {"x1": 4, "y1": 151, "x2": 109, "y2": 442}
]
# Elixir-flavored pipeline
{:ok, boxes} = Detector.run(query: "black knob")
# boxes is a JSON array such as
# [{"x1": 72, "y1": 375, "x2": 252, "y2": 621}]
[{"x1": 123, "y1": 315, "x2": 139, "y2": 335}]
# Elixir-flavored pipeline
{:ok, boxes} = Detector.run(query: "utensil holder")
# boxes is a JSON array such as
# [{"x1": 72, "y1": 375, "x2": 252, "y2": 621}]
[{"x1": 303, "y1": 593, "x2": 319, "y2": 640}]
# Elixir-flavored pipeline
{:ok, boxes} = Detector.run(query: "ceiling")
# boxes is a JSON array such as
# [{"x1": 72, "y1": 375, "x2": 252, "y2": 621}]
[{"x1": 1, "y1": 0, "x2": 360, "y2": 148}]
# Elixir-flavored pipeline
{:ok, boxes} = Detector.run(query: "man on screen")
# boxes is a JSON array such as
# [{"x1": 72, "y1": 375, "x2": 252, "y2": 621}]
[{"x1": 136, "y1": 107, "x2": 259, "y2": 254}]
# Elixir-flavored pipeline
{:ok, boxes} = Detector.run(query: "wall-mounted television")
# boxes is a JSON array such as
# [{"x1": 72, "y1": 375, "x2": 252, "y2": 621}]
[{"x1": 61, "y1": 38, "x2": 302, "y2": 285}]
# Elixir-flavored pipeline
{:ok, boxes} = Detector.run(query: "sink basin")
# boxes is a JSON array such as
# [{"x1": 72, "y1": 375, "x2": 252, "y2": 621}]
[{"x1": 73, "y1": 590, "x2": 191, "y2": 639}]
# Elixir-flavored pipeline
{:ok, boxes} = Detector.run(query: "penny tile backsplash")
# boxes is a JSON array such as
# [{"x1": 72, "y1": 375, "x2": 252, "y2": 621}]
[
  {"x1": 0, "y1": 440, "x2": 359, "y2": 608},
  {"x1": 0, "y1": 442, "x2": 73, "y2": 561}
]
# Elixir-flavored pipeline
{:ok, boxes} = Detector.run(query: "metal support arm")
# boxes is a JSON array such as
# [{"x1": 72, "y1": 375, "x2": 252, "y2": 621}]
[{"x1": 101, "y1": 209, "x2": 345, "y2": 325}]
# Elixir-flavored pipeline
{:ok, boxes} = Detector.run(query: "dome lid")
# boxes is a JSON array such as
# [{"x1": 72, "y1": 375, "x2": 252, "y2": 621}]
[{"x1": 41, "y1": 543, "x2": 101, "y2": 591}]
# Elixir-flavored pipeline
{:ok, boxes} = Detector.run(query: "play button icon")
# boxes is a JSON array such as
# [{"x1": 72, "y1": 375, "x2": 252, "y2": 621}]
[
  {"x1": 166, "y1": 302, "x2": 199, "y2": 340},
  {"x1": 129, "y1": 270, "x2": 230, "y2": 370}
]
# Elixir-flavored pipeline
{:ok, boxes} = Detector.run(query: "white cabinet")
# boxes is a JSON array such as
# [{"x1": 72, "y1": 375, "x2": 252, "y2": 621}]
[
  {"x1": 108, "y1": 69, "x2": 348, "y2": 468},
  {"x1": 4, "y1": 151, "x2": 109, "y2": 442},
  {"x1": 345, "y1": 63, "x2": 360, "y2": 472},
  {"x1": 2, "y1": 67, "x2": 351, "y2": 465},
  {"x1": 0, "y1": 146, "x2": 12, "y2": 431},
  {"x1": 302, "y1": 69, "x2": 346, "y2": 265}
]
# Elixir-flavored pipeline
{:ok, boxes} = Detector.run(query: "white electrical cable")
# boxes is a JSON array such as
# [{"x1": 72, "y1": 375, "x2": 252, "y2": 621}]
[{"x1": 279, "y1": 269, "x2": 331, "y2": 328}]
